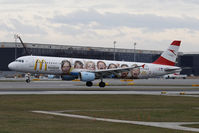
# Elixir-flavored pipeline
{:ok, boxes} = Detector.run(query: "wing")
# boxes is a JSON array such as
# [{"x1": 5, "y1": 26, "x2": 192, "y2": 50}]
[{"x1": 86, "y1": 64, "x2": 144, "y2": 78}]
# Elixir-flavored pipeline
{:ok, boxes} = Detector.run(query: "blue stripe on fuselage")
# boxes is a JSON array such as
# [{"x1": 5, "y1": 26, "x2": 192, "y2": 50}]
[{"x1": 70, "y1": 72, "x2": 79, "y2": 76}]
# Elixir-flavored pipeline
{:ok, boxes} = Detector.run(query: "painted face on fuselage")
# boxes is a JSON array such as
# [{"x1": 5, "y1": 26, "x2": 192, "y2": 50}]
[
  {"x1": 108, "y1": 63, "x2": 117, "y2": 69},
  {"x1": 85, "y1": 61, "x2": 95, "y2": 70},
  {"x1": 61, "y1": 61, "x2": 71, "y2": 74},
  {"x1": 97, "y1": 61, "x2": 106, "y2": 70},
  {"x1": 75, "y1": 64, "x2": 82, "y2": 69},
  {"x1": 121, "y1": 64, "x2": 129, "y2": 78},
  {"x1": 131, "y1": 68, "x2": 140, "y2": 78},
  {"x1": 74, "y1": 61, "x2": 83, "y2": 69},
  {"x1": 130, "y1": 64, "x2": 140, "y2": 79}
]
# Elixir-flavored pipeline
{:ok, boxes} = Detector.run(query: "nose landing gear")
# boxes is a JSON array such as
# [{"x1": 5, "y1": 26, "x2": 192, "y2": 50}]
[
  {"x1": 26, "y1": 79, "x2": 30, "y2": 83},
  {"x1": 25, "y1": 73, "x2": 31, "y2": 83}
]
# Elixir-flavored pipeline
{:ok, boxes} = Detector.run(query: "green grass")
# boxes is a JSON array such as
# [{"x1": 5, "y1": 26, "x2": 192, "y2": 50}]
[
  {"x1": 182, "y1": 124, "x2": 199, "y2": 128},
  {"x1": 0, "y1": 95, "x2": 198, "y2": 133}
]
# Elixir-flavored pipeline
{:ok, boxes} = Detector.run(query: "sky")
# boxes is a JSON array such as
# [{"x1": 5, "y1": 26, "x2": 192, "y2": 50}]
[{"x1": 0, "y1": 0, "x2": 199, "y2": 52}]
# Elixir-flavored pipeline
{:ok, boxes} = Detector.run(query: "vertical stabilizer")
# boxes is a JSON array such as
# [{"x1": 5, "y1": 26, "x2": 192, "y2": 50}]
[{"x1": 153, "y1": 40, "x2": 181, "y2": 66}]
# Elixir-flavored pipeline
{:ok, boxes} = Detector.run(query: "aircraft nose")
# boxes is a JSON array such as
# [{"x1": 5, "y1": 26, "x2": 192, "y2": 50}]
[{"x1": 8, "y1": 62, "x2": 14, "y2": 70}]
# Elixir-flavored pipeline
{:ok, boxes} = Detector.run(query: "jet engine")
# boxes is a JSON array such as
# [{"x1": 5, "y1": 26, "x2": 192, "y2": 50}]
[{"x1": 80, "y1": 72, "x2": 95, "y2": 82}]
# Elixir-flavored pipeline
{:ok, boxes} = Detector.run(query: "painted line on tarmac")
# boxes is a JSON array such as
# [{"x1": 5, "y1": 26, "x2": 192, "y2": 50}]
[
  {"x1": 0, "y1": 91, "x2": 162, "y2": 95},
  {"x1": 0, "y1": 91, "x2": 199, "y2": 97},
  {"x1": 32, "y1": 111, "x2": 199, "y2": 132},
  {"x1": 192, "y1": 84, "x2": 199, "y2": 87}
]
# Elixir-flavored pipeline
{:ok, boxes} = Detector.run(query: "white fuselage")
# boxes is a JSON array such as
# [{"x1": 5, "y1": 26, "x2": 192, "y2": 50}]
[{"x1": 8, "y1": 55, "x2": 180, "y2": 79}]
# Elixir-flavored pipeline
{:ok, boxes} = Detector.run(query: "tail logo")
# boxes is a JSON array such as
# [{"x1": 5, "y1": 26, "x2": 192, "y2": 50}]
[{"x1": 168, "y1": 49, "x2": 176, "y2": 56}]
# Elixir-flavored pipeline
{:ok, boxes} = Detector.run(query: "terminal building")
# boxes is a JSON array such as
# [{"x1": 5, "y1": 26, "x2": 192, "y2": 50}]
[{"x1": 0, "y1": 42, "x2": 199, "y2": 76}]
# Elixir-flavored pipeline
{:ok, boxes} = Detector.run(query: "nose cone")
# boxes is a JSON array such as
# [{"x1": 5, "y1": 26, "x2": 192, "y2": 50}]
[{"x1": 8, "y1": 62, "x2": 14, "y2": 70}]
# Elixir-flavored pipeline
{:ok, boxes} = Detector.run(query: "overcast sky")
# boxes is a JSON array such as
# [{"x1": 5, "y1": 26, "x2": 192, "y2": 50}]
[{"x1": 0, "y1": 0, "x2": 199, "y2": 52}]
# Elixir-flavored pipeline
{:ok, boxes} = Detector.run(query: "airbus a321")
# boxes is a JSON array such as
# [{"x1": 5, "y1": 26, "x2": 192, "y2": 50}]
[{"x1": 8, "y1": 40, "x2": 181, "y2": 87}]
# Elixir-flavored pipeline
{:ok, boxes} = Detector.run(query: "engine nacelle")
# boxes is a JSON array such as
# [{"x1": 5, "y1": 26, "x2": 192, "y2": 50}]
[
  {"x1": 80, "y1": 72, "x2": 95, "y2": 82},
  {"x1": 61, "y1": 75, "x2": 78, "y2": 81}
]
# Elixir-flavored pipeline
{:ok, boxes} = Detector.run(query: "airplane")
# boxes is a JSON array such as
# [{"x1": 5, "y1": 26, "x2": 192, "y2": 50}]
[{"x1": 8, "y1": 40, "x2": 181, "y2": 87}]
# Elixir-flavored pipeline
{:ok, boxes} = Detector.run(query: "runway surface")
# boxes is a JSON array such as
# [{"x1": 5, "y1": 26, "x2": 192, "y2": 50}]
[
  {"x1": 0, "y1": 79, "x2": 199, "y2": 91},
  {"x1": 0, "y1": 79, "x2": 198, "y2": 96}
]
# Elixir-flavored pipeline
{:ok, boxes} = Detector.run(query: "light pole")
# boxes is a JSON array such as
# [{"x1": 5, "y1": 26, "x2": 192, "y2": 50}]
[
  {"x1": 14, "y1": 34, "x2": 18, "y2": 60},
  {"x1": 113, "y1": 41, "x2": 116, "y2": 60},
  {"x1": 134, "y1": 42, "x2": 136, "y2": 62}
]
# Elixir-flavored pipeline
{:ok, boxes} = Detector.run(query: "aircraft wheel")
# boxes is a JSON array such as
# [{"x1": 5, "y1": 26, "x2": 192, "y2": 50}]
[
  {"x1": 99, "y1": 81, "x2": 106, "y2": 88},
  {"x1": 26, "y1": 79, "x2": 30, "y2": 83},
  {"x1": 86, "y1": 81, "x2": 93, "y2": 87}
]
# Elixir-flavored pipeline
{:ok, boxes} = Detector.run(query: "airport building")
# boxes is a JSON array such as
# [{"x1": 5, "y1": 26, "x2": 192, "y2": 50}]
[{"x1": 0, "y1": 42, "x2": 199, "y2": 76}]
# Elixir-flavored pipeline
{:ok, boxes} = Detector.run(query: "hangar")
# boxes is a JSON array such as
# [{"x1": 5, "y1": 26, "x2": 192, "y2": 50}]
[{"x1": 0, "y1": 42, "x2": 198, "y2": 76}]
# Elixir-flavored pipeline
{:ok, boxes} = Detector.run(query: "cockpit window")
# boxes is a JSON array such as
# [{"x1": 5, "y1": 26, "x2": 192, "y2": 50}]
[{"x1": 15, "y1": 59, "x2": 24, "y2": 63}]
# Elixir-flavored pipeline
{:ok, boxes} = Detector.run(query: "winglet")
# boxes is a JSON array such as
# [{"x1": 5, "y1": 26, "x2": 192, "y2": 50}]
[{"x1": 153, "y1": 40, "x2": 181, "y2": 66}]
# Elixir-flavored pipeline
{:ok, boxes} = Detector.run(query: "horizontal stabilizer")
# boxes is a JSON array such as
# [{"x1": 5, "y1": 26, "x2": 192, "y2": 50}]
[{"x1": 164, "y1": 67, "x2": 181, "y2": 72}]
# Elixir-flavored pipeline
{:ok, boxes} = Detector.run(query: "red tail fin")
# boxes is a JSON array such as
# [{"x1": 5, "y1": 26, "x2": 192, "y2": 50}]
[{"x1": 153, "y1": 40, "x2": 181, "y2": 66}]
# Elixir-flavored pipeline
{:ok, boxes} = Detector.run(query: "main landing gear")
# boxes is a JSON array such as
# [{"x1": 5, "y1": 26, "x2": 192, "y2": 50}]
[
  {"x1": 86, "y1": 81, "x2": 93, "y2": 87},
  {"x1": 99, "y1": 81, "x2": 106, "y2": 87},
  {"x1": 86, "y1": 80, "x2": 106, "y2": 88}
]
